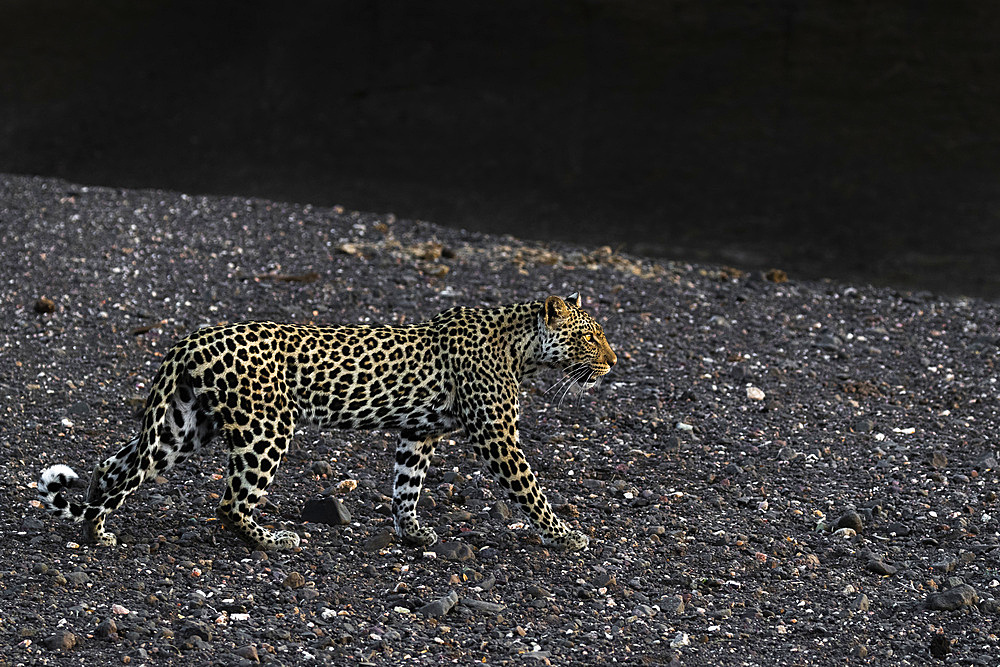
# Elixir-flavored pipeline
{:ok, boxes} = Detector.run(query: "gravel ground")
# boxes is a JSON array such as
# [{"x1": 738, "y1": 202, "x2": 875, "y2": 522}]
[{"x1": 3, "y1": 173, "x2": 1000, "y2": 666}]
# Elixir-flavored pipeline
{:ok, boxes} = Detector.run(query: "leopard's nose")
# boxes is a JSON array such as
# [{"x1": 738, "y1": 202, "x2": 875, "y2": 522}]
[{"x1": 607, "y1": 348, "x2": 617, "y2": 367}]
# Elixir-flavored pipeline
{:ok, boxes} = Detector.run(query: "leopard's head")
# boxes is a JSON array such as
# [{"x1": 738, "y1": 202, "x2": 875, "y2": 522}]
[{"x1": 536, "y1": 293, "x2": 617, "y2": 388}]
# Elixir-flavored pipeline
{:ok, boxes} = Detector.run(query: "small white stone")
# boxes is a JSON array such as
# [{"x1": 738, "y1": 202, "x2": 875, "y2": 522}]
[{"x1": 746, "y1": 386, "x2": 765, "y2": 401}]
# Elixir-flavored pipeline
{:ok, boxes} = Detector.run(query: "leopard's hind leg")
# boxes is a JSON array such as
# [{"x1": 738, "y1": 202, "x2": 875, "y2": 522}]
[
  {"x1": 392, "y1": 430, "x2": 445, "y2": 546},
  {"x1": 84, "y1": 375, "x2": 218, "y2": 545}
]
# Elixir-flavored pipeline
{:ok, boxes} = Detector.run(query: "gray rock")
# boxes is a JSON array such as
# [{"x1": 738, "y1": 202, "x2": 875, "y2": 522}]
[
  {"x1": 930, "y1": 558, "x2": 956, "y2": 573},
  {"x1": 460, "y1": 598, "x2": 505, "y2": 614},
  {"x1": 301, "y1": 496, "x2": 351, "y2": 526},
  {"x1": 65, "y1": 571, "x2": 90, "y2": 586},
  {"x1": 777, "y1": 446, "x2": 798, "y2": 461},
  {"x1": 419, "y1": 590, "x2": 459, "y2": 618},
  {"x1": 363, "y1": 531, "x2": 394, "y2": 552},
  {"x1": 489, "y1": 501, "x2": 512, "y2": 520},
  {"x1": 929, "y1": 451, "x2": 948, "y2": 469},
  {"x1": 660, "y1": 594, "x2": 685, "y2": 615},
  {"x1": 431, "y1": 541, "x2": 475, "y2": 561},
  {"x1": 975, "y1": 454, "x2": 999, "y2": 471},
  {"x1": 927, "y1": 584, "x2": 979, "y2": 611}
]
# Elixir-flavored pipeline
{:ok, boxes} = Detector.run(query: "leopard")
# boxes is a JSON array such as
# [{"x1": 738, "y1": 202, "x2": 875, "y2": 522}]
[{"x1": 37, "y1": 293, "x2": 616, "y2": 552}]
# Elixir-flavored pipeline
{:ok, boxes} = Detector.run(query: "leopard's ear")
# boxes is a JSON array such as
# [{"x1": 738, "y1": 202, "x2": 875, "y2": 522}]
[
  {"x1": 567, "y1": 292, "x2": 582, "y2": 308},
  {"x1": 544, "y1": 295, "x2": 570, "y2": 328}
]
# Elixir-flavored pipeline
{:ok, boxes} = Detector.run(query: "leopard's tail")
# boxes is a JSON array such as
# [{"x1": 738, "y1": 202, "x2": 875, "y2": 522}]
[{"x1": 37, "y1": 464, "x2": 92, "y2": 523}]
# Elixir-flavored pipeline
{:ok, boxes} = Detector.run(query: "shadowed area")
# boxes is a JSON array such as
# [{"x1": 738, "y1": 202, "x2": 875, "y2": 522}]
[{"x1": 2, "y1": 1, "x2": 999, "y2": 295}]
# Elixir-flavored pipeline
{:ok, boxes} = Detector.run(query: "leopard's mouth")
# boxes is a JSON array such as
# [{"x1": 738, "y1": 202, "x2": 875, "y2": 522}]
[{"x1": 578, "y1": 366, "x2": 611, "y2": 389}]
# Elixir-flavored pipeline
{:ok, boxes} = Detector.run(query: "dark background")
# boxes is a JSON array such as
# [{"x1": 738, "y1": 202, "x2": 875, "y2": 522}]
[{"x1": 3, "y1": 1, "x2": 999, "y2": 296}]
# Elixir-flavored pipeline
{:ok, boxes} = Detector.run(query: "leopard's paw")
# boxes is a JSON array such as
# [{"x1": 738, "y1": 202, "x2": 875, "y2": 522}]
[
  {"x1": 543, "y1": 529, "x2": 589, "y2": 551},
  {"x1": 402, "y1": 525, "x2": 439, "y2": 547}
]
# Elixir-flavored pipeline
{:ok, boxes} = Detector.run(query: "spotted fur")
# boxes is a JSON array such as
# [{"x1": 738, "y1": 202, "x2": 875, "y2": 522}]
[{"x1": 37, "y1": 294, "x2": 616, "y2": 551}]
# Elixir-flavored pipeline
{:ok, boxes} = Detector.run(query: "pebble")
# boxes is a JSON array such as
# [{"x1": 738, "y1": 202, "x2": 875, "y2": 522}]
[
  {"x1": 836, "y1": 510, "x2": 864, "y2": 533},
  {"x1": 669, "y1": 632, "x2": 690, "y2": 648},
  {"x1": 282, "y1": 572, "x2": 306, "y2": 589},
  {"x1": 301, "y1": 497, "x2": 352, "y2": 526},
  {"x1": 65, "y1": 571, "x2": 90, "y2": 586},
  {"x1": 926, "y1": 584, "x2": 979, "y2": 611},
  {"x1": 34, "y1": 296, "x2": 56, "y2": 314},
  {"x1": 234, "y1": 645, "x2": 260, "y2": 662},
  {"x1": 929, "y1": 451, "x2": 948, "y2": 469},
  {"x1": 95, "y1": 618, "x2": 118, "y2": 640},
  {"x1": 419, "y1": 590, "x2": 459, "y2": 618},
  {"x1": 310, "y1": 461, "x2": 334, "y2": 477},
  {"x1": 885, "y1": 522, "x2": 911, "y2": 537},
  {"x1": 746, "y1": 386, "x2": 765, "y2": 401},
  {"x1": 661, "y1": 595, "x2": 685, "y2": 615},
  {"x1": 489, "y1": 501, "x2": 512, "y2": 520},
  {"x1": 866, "y1": 559, "x2": 897, "y2": 576},
  {"x1": 363, "y1": 531, "x2": 394, "y2": 552},
  {"x1": 850, "y1": 593, "x2": 870, "y2": 611},
  {"x1": 929, "y1": 635, "x2": 951, "y2": 658}
]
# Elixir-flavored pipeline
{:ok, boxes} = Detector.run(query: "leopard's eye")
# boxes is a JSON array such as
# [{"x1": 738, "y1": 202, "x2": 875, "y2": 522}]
[{"x1": 585, "y1": 333, "x2": 596, "y2": 343}]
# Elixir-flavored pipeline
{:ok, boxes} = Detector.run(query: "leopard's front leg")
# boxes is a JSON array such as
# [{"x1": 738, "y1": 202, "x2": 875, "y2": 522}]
[
  {"x1": 471, "y1": 423, "x2": 588, "y2": 551},
  {"x1": 392, "y1": 430, "x2": 445, "y2": 546}
]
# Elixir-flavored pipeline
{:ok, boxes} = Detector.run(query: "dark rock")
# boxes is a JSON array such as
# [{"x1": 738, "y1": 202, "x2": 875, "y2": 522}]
[
  {"x1": 301, "y1": 496, "x2": 352, "y2": 526},
  {"x1": 867, "y1": 559, "x2": 897, "y2": 576},
  {"x1": 179, "y1": 620, "x2": 213, "y2": 642},
  {"x1": 929, "y1": 634, "x2": 951, "y2": 659},
  {"x1": 95, "y1": 618, "x2": 118, "y2": 640},
  {"x1": 927, "y1": 584, "x2": 979, "y2": 611},
  {"x1": 311, "y1": 461, "x2": 334, "y2": 476},
  {"x1": 850, "y1": 593, "x2": 870, "y2": 611},
  {"x1": 44, "y1": 630, "x2": 77, "y2": 650},
  {"x1": 34, "y1": 296, "x2": 56, "y2": 314},
  {"x1": 886, "y1": 522, "x2": 911, "y2": 537}
]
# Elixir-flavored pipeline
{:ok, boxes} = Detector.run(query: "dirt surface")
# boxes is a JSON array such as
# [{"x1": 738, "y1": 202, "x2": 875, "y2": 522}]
[{"x1": 3, "y1": 173, "x2": 1000, "y2": 665}]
